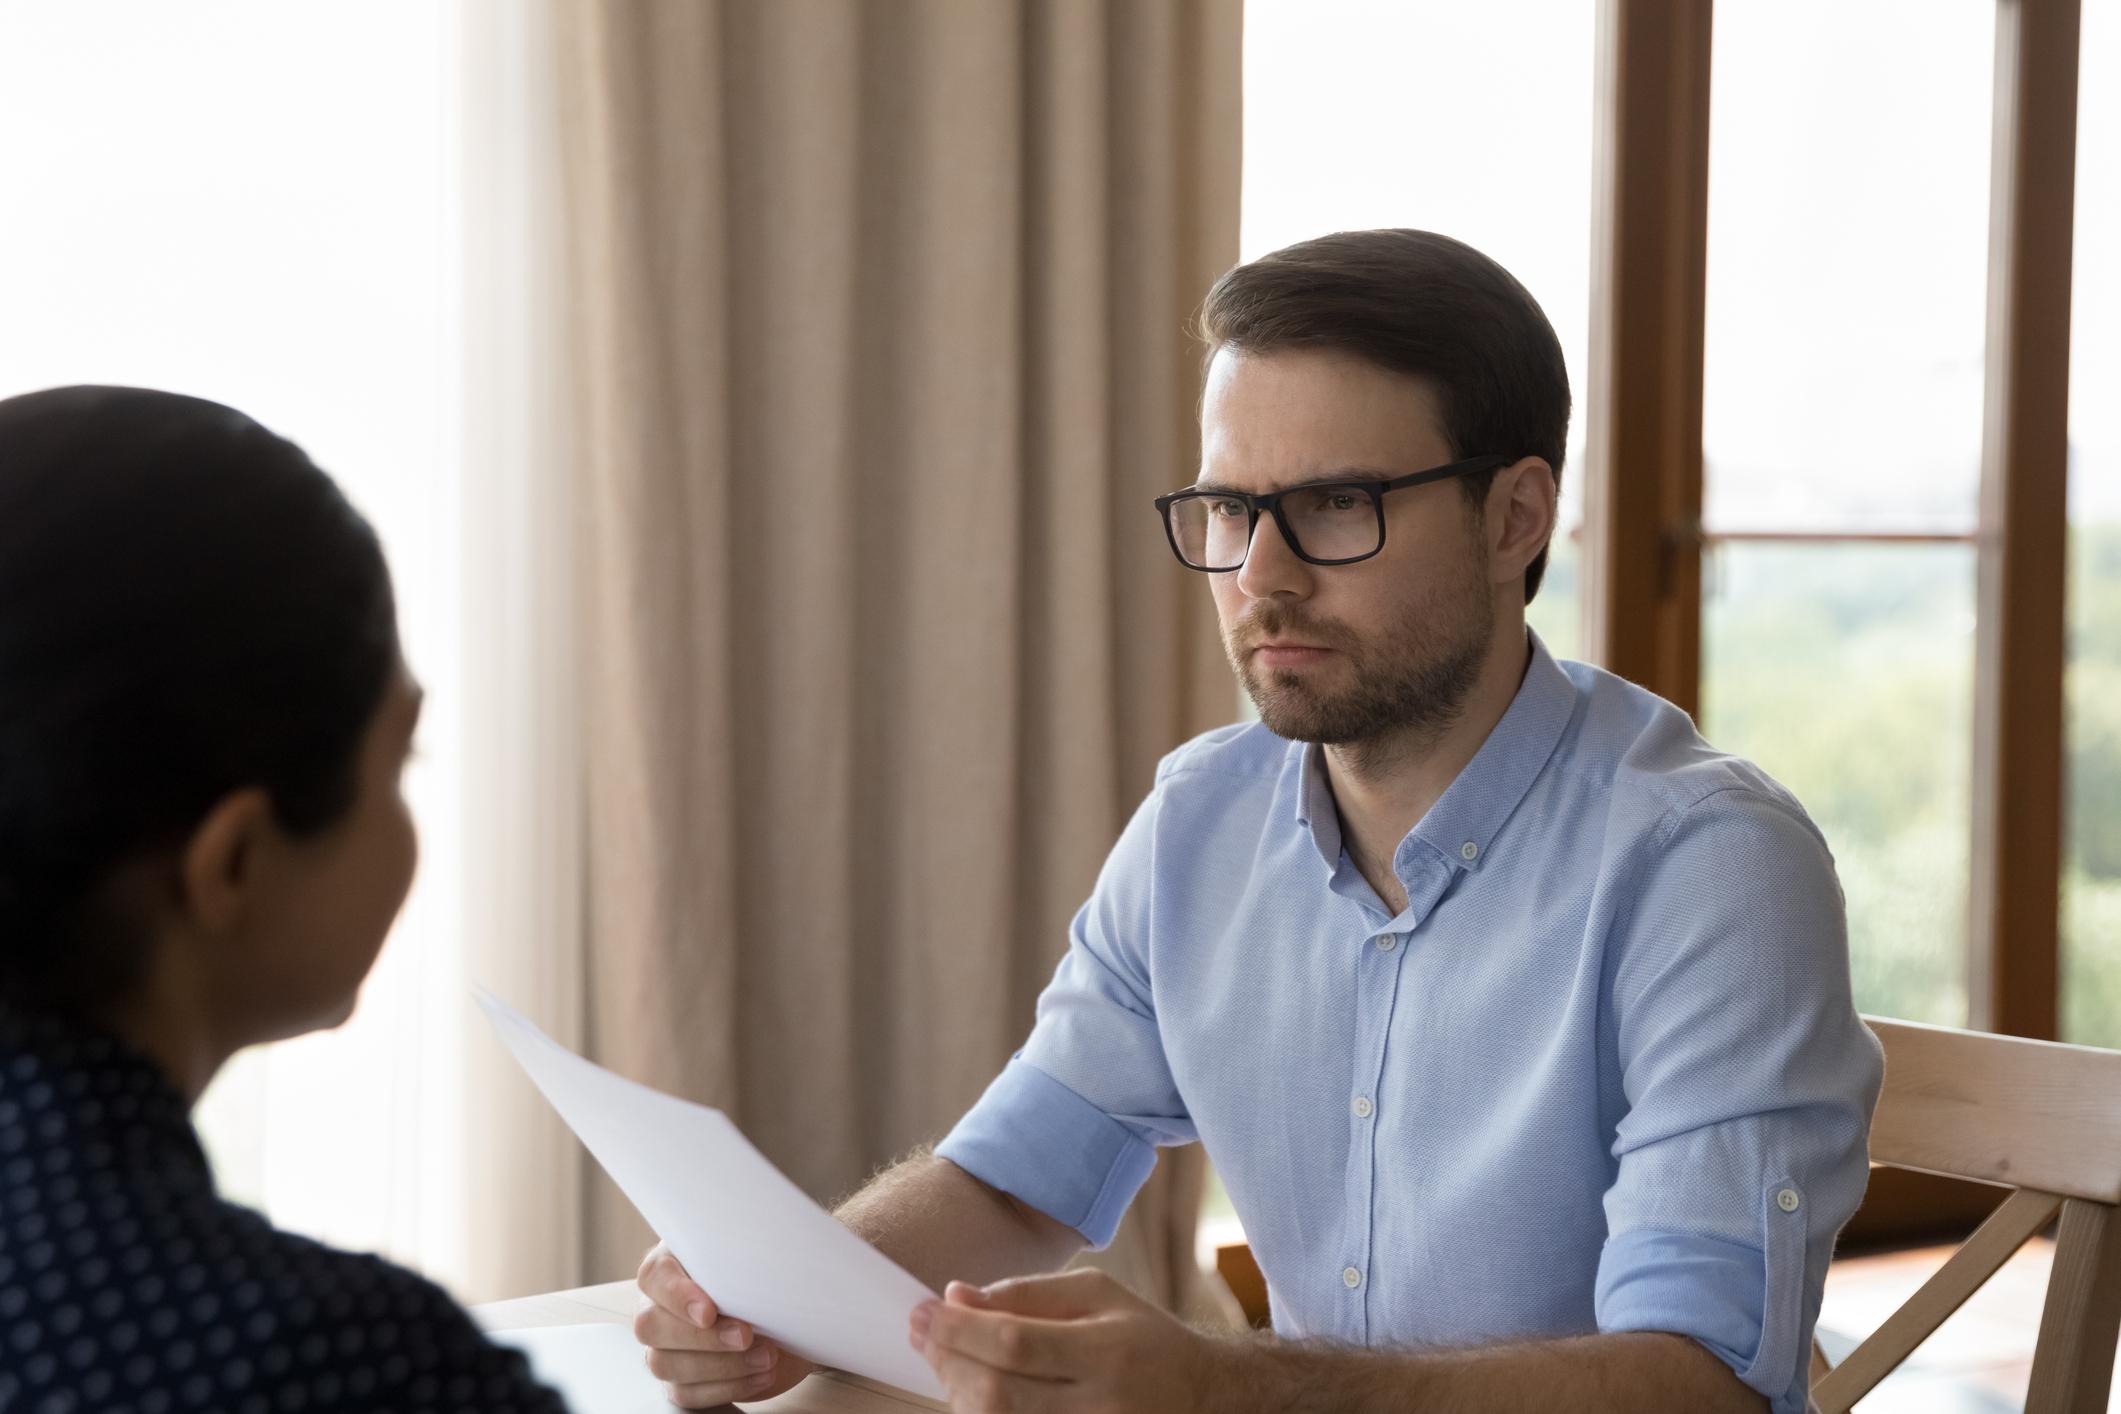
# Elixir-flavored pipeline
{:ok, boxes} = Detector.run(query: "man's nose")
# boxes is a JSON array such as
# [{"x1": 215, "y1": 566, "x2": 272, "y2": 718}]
[{"x1": 1234, "y1": 509, "x2": 1312, "y2": 600}]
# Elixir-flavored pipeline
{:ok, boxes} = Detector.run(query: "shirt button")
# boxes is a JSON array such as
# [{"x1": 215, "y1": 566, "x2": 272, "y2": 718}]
[
  {"x1": 1342, "y1": 1266, "x2": 1363, "y2": 1289},
  {"x1": 1352, "y1": 1096, "x2": 1373, "y2": 1119},
  {"x1": 1777, "y1": 1188, "x2": 1802, "y2": 1213},
  {"x1": 1374, "y1": 934, "x2": 1398, "y2": 952},
  {"x1": 1460, "y1": 841, "x2": 1480, "y2": 861}
]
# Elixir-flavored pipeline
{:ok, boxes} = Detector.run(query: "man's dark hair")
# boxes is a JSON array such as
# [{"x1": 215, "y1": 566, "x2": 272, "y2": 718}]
[
  {"x1": 0, "y1": 385, "x2": 399, "y2": 1013},
  {"x1": 1197, "y1": 229, "x2": 1572, "y2": 602}
]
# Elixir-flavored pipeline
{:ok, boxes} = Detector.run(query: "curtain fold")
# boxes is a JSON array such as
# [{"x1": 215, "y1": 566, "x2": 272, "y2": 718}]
[
  {"x1": 455, "y1": 0, "x2": 587, "y2": 1305},
  {"x1": 556, "y1": 0, "x2": 1241, "y2": 1312}
]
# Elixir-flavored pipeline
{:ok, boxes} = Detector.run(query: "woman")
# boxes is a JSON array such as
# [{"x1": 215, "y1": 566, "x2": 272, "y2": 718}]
[{"x1": 0, "y1": 386, "x2": 565, "y2": 1413}]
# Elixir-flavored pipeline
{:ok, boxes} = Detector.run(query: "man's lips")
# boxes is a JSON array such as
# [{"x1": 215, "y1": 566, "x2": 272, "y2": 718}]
[{"x1": 1252, "y1": 641, "x2": 1334, "y2": 666}]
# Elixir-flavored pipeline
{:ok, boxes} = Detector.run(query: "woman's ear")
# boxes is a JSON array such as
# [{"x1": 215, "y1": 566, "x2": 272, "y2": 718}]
[{"x1": 178, "y1": 788, "x2": 275, "y2": 933}]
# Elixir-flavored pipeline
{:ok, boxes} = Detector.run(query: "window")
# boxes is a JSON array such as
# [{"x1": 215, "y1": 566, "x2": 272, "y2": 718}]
[
  {"x1": 0, "y1": 0, "x2": 472, "y2": 1284},
  {"x1": 1238, "y1": 0, "x2": 2101, "y2": 1256},
  {"x1": 1696, "y1": 1, "x2": 1995, "y2": 1026},
  {"x1": 2065, "y1": 0, "x2": 2121, "y2": 1047},
  {"x1": 1238, "y1": 0, "x2": 1594, "y2": 659}
]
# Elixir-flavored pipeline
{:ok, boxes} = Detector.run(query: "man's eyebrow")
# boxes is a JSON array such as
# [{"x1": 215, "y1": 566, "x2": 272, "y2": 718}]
[{"x1": 1191, "y1": 468, "x2": 1397, "y2": 494}]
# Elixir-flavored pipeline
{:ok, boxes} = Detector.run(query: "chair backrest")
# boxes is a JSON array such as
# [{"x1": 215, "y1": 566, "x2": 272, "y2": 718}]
[{"x1": 1811, "y1": 1017, "x2": 2121, "y2": 1414}]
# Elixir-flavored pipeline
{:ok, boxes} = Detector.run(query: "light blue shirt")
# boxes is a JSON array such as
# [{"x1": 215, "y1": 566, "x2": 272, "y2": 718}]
[{"x1": 937, "y1": 632, "x2": 1881, "y2": 1414}]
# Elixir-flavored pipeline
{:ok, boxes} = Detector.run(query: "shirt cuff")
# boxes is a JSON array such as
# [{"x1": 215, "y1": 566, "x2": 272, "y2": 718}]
[
  {"x1": 934, "y1": 1057, "x2": 1157, "y2": 1250},
  {"x1": 1597, "y1": 1227, "x2": 1809, "y2": 1414}
]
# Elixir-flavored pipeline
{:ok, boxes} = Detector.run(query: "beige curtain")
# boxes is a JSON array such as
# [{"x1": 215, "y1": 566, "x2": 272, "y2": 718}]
[
  {"x1": 455, "y1": 0, "x2": 588, "y2": 1306},
  {"x1": 556, "y1": 0, "x2": 1241, "y2": 1314}
]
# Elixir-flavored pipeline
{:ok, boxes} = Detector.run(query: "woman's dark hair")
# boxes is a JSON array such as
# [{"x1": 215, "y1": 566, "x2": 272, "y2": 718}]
[
  {"x1": 1198, "y1": 228, "x2": 1573, "y2": 602},
  {"x1": 0, "y1": 386, "x2": 398, "y2": 1012}
]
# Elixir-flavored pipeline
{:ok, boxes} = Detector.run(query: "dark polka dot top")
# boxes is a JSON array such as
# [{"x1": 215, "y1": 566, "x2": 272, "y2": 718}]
[{"x1": 0, "y1": 1004, "x2": 569, "y2": 1414}]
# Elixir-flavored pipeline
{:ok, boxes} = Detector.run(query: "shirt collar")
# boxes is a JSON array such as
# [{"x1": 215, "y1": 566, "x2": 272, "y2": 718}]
[
  {"x1": 1293, "y1": 737, "x2": 1343, "y2": 869},
  {"x1": 1290, "y1": 629, "x2": 1579, "y2": 876}
]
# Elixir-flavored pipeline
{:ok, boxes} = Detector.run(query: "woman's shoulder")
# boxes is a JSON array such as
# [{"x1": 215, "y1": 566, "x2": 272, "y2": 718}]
[{"x1": 1, "y1": 1183, "x2": 567, "y2": 1414}]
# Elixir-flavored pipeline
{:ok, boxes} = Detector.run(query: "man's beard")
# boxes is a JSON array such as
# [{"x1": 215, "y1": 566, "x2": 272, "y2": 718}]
[{"x1": 1223, "y1": 556, "x2": 1494, "y2": 753}]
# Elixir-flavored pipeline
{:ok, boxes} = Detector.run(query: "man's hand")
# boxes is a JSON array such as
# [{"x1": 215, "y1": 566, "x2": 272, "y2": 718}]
[
  {"x1": 633, "y1": 1241, "x2": 816, "y2": 1408},
  {"x1": 909, "y1": 1269, "x2": 1214, "y2": 1413},
  {"x1": 914, "y1": 1282, "x2": 1765, "y2": 1414}
]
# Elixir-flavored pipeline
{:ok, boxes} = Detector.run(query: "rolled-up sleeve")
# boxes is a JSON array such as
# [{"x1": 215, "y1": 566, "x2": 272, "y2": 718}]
[
  {"x1": 1594, "y1": 788, "x2": 1884, "y2": 1414},
  {"x1": 936, "y1": 774, "x2": 1194, "y2": 1249}
]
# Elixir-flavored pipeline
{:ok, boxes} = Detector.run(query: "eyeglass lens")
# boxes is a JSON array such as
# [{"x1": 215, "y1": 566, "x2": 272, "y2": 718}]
[{"x1": 1168, "y1": 486, "x2": 1380, "y2": 569}]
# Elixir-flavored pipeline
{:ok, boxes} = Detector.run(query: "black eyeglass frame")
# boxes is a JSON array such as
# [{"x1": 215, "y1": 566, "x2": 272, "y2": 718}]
[{"x1": 1153, "y1": 454, "x2": 1514, "y2": 572}]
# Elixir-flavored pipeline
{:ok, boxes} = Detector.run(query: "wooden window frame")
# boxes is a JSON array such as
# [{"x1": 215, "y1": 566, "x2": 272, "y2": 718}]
[
  {"x1": 1584, "y1": 0, "x2": 2084, "y2": 1241},
  {"x1": 1969, "y1": 0, "x2": 2081, "y2": 1043},
  {"x1": 1582, "y1": 0, "x2": 1709, "y2": 719}
]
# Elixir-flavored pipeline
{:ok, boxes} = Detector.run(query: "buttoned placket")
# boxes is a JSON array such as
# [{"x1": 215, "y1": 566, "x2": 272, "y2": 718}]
[{"x1": 1337, "y1": 842, "x2": 1460, "y2": 1345}]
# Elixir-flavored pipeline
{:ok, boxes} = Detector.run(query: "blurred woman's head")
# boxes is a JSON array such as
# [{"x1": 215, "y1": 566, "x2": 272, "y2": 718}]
[{"x1": 0, "y1": 386, "x2": 419, "y2": 1069}]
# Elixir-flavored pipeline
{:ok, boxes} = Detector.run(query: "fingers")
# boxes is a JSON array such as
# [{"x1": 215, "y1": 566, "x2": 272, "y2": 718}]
[
  {"x1": 956, "y1": 1269, "x2": 1127, "y2": 1321},
  {"x1": 661, "y1": 1372, "x2": 783, "y2": 1408},
  {"x1": 920, "y1": 1338, "x2": 1070, "y2": 1414},
  {"x1": 633, "y1": 1296, "x2": 753, "y2": 1356},
  {"x1": 631, "y1": 1244, "x2": 819, "y2": 1405},
  {"x1": 914, "y1": 1300, "x2": 1085, "y2": 1382},
  {"x1": 644, "y1": 1331, "x2": 780, "y2": 1390},
  {"x1": 649, "y1": 1338, "x2": 788, "y2": 1409},
  {"x1": 638, "y1": 1241, "x2": 719, "y2": 1330}
]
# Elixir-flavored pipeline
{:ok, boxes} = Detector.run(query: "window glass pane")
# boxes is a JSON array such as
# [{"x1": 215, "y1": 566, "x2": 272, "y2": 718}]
[
  {"x1": 1703, "y1": 544, "x2": 1974, "y2": 1025},
  {"x1": 1531, "y1": 527, "x2": 1581, "y2": 663},
  {"x1": 2065, "y1": 0, "x2": 2121, "y2": 1047},
  {"x1": 1240, "y1": 0, "x2": 1593, "y2": 659},
  {"x1": 0, "y1": 0, "x2": 464, "y2": 1275},
  {"x1": 1700, "y1": 5, "x2": 1994, "y2": 1026},
  {"x1": 1702, "y1": 3, "x2": 1994, "y2": 534}
]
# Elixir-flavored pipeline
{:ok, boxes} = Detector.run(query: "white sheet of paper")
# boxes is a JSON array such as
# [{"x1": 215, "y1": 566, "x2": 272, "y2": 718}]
[
  {"x1": 476, "y1": 991, "x2": 947, "y2": 1402},
  {"x1": 490, "y1": 1324, "x2": 677, "y2": 1413}
]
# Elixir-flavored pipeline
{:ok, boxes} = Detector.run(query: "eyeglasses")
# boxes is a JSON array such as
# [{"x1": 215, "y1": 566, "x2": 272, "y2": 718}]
[{"x1": 1153, "y1": 455, "x2": 1512, "y2": 572}]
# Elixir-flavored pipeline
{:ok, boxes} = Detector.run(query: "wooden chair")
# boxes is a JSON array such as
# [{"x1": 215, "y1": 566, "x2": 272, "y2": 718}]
[
  {"x1": 1212, "y1": 1016, "x2": 2121, "y2": 1411},
  {"x1": 1810, "y1": 1016, "x2": 2121, "y2": 1413}
]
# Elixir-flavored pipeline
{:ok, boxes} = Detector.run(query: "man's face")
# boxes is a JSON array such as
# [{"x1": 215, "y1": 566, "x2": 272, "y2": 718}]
[{"x1": 1197, "y1": 347, "x2": 1497, "y2": 746}]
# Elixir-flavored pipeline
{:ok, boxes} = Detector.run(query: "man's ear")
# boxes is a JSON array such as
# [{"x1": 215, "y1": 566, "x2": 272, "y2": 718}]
[
  {"x1": 178, "y1": 788, "x2": 275, "y2": 933},
  {"x1": 1487, "y1": 456, "x2": 1558, "y2": 587}
]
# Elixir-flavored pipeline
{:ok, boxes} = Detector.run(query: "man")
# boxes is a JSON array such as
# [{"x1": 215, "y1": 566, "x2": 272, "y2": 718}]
[{"x1": 633, "y1": 229, "x2": 1882, "y2": 1413}]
